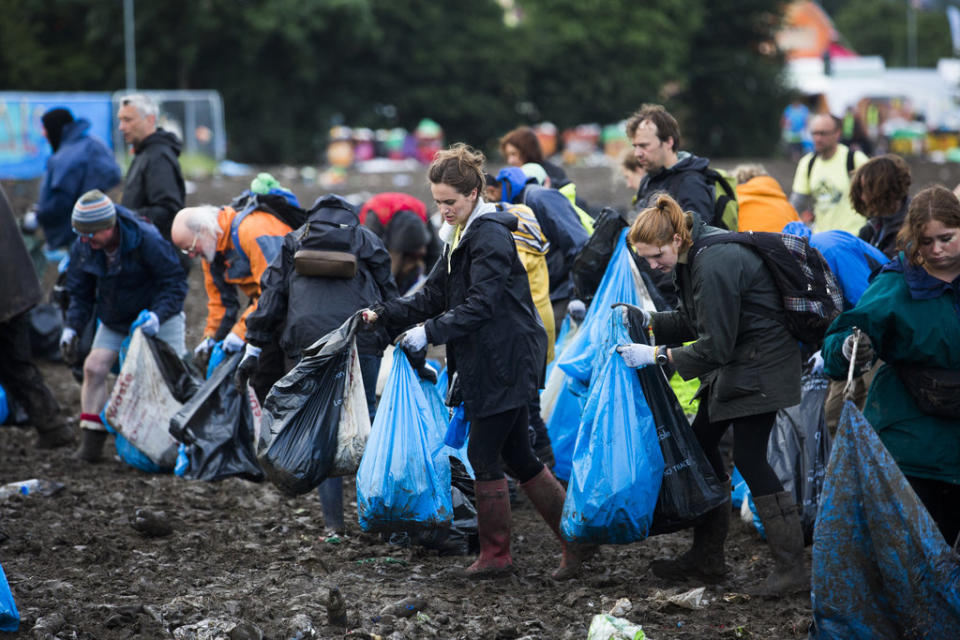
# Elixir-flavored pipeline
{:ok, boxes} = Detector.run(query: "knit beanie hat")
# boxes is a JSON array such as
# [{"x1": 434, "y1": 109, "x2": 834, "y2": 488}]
[
  {"x1": 72, "y1": 190, "x2": 117, "y2": 234},
  {"x1": 41, "y1": 107, "x2": 74, "y2": 152}
]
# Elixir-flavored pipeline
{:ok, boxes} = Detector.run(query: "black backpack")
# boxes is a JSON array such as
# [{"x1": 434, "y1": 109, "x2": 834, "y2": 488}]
[{"x1": 689, "y1": 231, "x2": 844, "y2": 346}]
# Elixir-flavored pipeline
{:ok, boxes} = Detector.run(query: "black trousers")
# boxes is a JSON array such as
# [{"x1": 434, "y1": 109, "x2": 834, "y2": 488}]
[
  {"x1": 0, "y1": 311, "x2": 60, "y2": 426},
  {"x1": 692, "y1": 399, "x2": 782, "y2": 498},
  {"x1": 468, "y1": 405, "x2": 543, "y2": 483}
]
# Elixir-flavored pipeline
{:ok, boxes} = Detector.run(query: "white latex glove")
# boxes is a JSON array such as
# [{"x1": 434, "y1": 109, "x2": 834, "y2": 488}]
[
  {"x1": 567, "y1": 299, "x2": 586, "y2": 323},
  {"x1": 222, "y1": 332, "x2": 246, "y2": 353},
  {"x1": 194, "y1": 337, "x2": 215, "y2": 356},
  {"x1": 401, "y1": 326, "x2": 428, "y2": 352},
  {"x1": 842, "y1": 332, "x2": 874, "y2": 366},
  {"x1": 243, "y1": 344, "x2": 262, "y2": 359},
  {"x1": 613, "y1": 303, "x2": 651, "y2": 331},
  {"x1": 616, "y1": 343, "x2": 657, "y2": 368},
  {"x1": 22, "y1": 210, "x2": 38, "y2": 232},
  {"x1": 361, "y1": 308, "x2": 379, "y2": 324},
  {"x1": 808, "y1": 350, "x2": 824, "y2": 374},
  {"x1": 59, "y1": 327, "x2": 77, "y2": 348},
  {"x1": 140, "y1": 311, "x2": 160, "y2": 336}
]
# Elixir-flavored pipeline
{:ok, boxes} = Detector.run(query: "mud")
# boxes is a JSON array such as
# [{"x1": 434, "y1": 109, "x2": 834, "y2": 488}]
[{"x1": 9, "y1": 159, "x2": 957, "y2": 639}]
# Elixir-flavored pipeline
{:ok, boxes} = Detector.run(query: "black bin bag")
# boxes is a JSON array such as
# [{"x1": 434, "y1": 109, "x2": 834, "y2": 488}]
[
  {"x1": 640, "y1": 365, "x2": 727, "y2": 536},
  {"x1": 169, "y1": 352, "x2": 264, "y2": 482},
  {"x1": 257, "y1": 314, "x2": 361, "y2": 496},
  {"x1": 767, "y1": 373, "x2": 831, "y2": 543}
]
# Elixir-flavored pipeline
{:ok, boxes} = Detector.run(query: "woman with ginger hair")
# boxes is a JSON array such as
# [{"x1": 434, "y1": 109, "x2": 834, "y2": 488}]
[{"x1": 617, "y1": 193, "x2": 805, "y2": 596}]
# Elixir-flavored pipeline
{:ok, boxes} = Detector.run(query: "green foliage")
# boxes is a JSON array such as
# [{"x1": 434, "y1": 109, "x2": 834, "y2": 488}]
[
  {"x1": 0, "y1": 0, "x2": 789, "y2": 163},
  {"x1": 673, "y1": 0, "x2": 788, "y2": 158},
  {"x1": 834, "y1": 0, "x2": 953, "y2": 68},
  {"x1": 513, "y1": 0, "x2": 700, "y2": 128}
]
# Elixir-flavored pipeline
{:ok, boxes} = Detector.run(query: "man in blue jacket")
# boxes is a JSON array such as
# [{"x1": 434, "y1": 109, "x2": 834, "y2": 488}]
[
  {"x1": 59, "y1": 190, "x2": 188, "y2": 462},
  {"x1": 32, "y1": 108, "x2": 122, "y2": 251},
  {"x1": 491, "y1": 166, "x2": 588, "y2": 325}
]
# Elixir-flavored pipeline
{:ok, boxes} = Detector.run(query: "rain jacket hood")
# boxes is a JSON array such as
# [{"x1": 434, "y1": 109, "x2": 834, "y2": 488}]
[{"x1": 497, "y1": 167, "x2": 536, "y2": 204}]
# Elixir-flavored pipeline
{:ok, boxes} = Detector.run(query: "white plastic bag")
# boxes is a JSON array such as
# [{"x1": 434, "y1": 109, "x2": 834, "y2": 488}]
[
  {"x1": 103, "y1": 331, "x2": 183, "y2": 468},
  {"x1": 329, "y1": 341, "x2": 370, "y2": 476}
]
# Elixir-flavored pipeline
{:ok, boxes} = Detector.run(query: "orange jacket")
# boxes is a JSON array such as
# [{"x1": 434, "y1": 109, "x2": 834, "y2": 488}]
[
  {"x1": 202, "y1": 206, "x2": 292, "y2": 340},
  {"x1": 736, "y1": 176, "x2": 800, "y2": 233}
]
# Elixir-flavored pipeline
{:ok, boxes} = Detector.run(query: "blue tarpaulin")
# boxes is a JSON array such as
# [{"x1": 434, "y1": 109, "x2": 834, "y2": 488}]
[{"x1": 812, "y1": 402, "x2": 960, "y2": 639}]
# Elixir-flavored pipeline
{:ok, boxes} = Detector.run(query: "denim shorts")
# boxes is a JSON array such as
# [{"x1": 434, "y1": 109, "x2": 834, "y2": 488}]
[{"x1": 91, "y1": 311, "x2": 187, "y2": 357}]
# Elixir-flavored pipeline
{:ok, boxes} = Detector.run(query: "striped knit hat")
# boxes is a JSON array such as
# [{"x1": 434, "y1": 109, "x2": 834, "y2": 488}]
[{"x1": 72, "y1": 190, "x2": 117, "y2": 233}]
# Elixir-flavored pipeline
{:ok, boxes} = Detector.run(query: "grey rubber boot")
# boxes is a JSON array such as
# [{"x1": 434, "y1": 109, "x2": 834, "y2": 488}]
[
  {"x1": 650, "y1": 478, "x2": 731, "y2": 583},
  {"x1": 751, "y1": 491, "x2": 808, "y2": 596},
  {"x1": 73, "y1": 428, "x2": 108, "y2": 462}
]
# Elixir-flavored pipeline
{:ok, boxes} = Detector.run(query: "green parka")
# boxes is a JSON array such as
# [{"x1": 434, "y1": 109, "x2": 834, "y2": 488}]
[
  {"x1": 650, "y1": 215, "x2": 801, "y2": 422},
  {"x1": 823, "y1": 254, "x2": 960, "y2": 485}
]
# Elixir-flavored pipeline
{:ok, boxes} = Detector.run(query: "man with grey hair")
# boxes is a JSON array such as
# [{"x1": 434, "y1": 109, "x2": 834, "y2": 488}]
[
  {"x1": 169, "y1": 178, "x2": 303, "y2": 400},
  {"x1": 117, "y1": 93, "x2": 186, "y2": 244}
]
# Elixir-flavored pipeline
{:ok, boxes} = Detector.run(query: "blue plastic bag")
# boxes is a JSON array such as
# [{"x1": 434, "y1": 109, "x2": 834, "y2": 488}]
[
  {"x1": 0, "y1": 560, "x2": 19, "y2": 632},
  {"x1": 561, "y1": 314, "x2": 665, "y2": 544},
  {"x1": 206, "y1": 341, "x2": 227, "y2": 379},
  {"x1": 444, "y1": 404, "x2": 470, "y2": 449},
  {"x1": 101, "y1": 408, "x2": 168, "y2": 473},
  {"x1": 431, "y1": 370, "x2": 473, "y2": 478},
  {"x1": 0, "y1": 384, "x2": 8, "y2": 425},
  {"x1": 557, "y1": 229, "x2": 648, "y2": 385},
  {"x1": 811, "y1": 402, "x2": 960, "y2": 639},
  {"x1": 357, "y1": 350, "x2": 453, "y2": 532},
  {"x1": 547, "y1": 230, "x2": 652, "y2": 480}
]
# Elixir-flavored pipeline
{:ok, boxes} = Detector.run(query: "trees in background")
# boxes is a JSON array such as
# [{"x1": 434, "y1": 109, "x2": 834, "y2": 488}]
[{"x1": 0, "y1": 0, "x2": 789, "y2": 163}]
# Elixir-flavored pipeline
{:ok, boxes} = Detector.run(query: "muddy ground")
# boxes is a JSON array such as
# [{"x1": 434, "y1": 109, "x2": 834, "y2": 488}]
[{"x1": 2, "y1": 159, "x2": 959, "y2": 639}]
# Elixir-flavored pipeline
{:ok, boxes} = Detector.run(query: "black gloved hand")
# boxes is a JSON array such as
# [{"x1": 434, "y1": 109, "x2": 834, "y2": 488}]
[{"x1": 234, "y1": 345, "x2": 261, "y2": 391}]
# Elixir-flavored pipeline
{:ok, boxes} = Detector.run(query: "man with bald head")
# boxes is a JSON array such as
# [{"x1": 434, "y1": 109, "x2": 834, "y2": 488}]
[
  {"x1": 170, "y1": 181, "x2": 302, "y2": 400},
  {"x1": 789, "y1": 113, "x2": 868, "y2": 234}
]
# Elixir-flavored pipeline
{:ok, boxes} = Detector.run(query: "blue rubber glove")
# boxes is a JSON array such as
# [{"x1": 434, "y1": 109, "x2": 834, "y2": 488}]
[{"x1": 133, "y1": 310, "x2": 160, "y2": 337}]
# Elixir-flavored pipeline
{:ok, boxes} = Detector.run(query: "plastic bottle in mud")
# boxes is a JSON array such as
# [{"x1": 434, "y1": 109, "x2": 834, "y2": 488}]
[{"x1": 327, "y1": 586, "x2": 348, "y2": 627}]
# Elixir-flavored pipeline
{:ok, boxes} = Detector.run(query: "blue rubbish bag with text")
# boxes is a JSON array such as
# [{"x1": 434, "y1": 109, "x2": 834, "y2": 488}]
[
  {"x1": 557, "y1": 229, "x2": 650, "y2": 387},
  {"x1": 811, "y1": 402, "x2": 960, "y2": 639},
  {"x1": 0, "y1": 560, "x2": 19, "y2": 632},
  {"x1": 561, "y1": 314, "x2": 664, "y2": 544},
  {"x1": 548, "y1": 229, "x2": 653, "y2": 480},
  {"x1": 357, "y1": 349, "x2": 453, "y2": 532}
]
